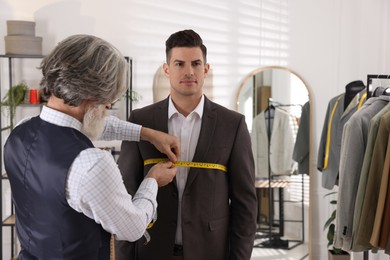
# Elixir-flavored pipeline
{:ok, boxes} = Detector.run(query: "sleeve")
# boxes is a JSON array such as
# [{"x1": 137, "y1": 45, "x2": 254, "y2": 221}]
[
  {"x1": 67, "y1": 149, "x2": 157, "y2": 242},
  {"x1": 99, "y1": 115, "x2": 142, "y2": 142},
  {"x1": 317, "y1": 100, "x2": 332, "y2": 171},
  {"x1": 251, "y1": 115, "x2": 260, "y2": 178},
  {"x1": 114, "y1": 110, "x2": 150, "y2": 260},
  {"x1": 228, "y1": 115, "x2": 258, "y2": 260}
]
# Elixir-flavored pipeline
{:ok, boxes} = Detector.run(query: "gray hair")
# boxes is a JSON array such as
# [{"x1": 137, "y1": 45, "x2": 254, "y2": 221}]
[{"x1": 39, "y1": 34, "x2": 127, "y2": 106}]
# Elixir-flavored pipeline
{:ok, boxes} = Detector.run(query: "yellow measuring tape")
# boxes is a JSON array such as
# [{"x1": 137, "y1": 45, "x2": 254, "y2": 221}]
[
  {"x1": 144, "y1": 158, "x2": 227, "y2": 173},
  {"x1": 323, "y1": 96, "x2": 341, "y2": 170},
  {"x1": 358, "y1": 92, "x2": 367, "y2": 110}
]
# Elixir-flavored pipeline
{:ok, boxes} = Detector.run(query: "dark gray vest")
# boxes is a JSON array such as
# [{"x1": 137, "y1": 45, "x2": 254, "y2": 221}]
[{"x1": 4, "y1": 116, "x2": 110, "y2": 260}]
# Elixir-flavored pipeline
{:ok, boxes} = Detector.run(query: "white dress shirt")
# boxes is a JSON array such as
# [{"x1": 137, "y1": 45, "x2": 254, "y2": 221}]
[
  {"x1": 37, "y1": 106, "x2": 158, "y2": 241},
  {"x1": 168, "y1": 95, "x2": 204, "y2": 245}
]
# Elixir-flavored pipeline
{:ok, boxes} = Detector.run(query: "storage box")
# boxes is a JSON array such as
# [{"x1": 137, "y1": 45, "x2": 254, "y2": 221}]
[
  {"x1": 7, "y1": 20, "x2": 35, "y2": 36},
  {"x1": 5, "y1": 36, "x2": 42, "y2": 55}
]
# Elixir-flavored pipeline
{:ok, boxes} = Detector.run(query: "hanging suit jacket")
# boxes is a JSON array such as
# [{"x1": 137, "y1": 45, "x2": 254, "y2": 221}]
[
  {"x1": 317, "y1": 89, "x2": 366, "y2": 190},
  {"x1": 383, "y1": 137, "x2": 390, "y2": 254},
  {"x1": 354, "y1": 110, "x2": 390, "y2": 251},
  {"x1": 292, "y1": 101, "x2": 310, "y2": 175},
  {"x1": 352, "y1": 102, "x2": 390, "y2": 251},
  {"x1": 251, "y1": 107, "x2": 295, "y2": 179},
  {"x1": 115, "y1": 96, "x2": 257, "y2": 260},
  {"x1": 371, "y1": 135, "x2": 390, "y2": 249},
  {"x1": 333, "y1": 96, "x2": 389, "y2": 251}
]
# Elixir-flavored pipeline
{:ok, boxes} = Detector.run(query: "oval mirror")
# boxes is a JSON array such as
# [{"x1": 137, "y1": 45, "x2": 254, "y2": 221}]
[{"x1": 236, "y1": 66, "x2": 311, "y2": 259}]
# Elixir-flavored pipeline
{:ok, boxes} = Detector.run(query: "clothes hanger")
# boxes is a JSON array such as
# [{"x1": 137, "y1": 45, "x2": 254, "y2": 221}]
[{"x1": 373, "y1": 86, "x2": 385, "y2": 97}]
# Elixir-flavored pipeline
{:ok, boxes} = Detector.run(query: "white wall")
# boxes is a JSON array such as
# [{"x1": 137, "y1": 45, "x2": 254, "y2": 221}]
[{"x1": 1, "y1": 0, "x2": 390, "y2": 259}]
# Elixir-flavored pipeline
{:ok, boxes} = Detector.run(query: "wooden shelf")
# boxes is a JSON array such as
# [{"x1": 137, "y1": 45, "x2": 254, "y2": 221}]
[
  {"x1": 255, "y1": 179, "x2": 289, "y2": 188},
  {"x1": 2, "y1": 172, "x2": 8, "y2": 179},
  {"x1": 3, "y1": 214, "x2": 15, "y2": 226}
]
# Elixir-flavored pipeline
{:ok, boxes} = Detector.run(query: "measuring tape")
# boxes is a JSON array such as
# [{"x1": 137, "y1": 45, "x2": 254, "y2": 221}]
[
  {"x1": 144, "y1": 158, "x2": 227, "y2": 173},
  {"x1": 142, "y1": 158, "x2": 227, "y2": 244}
]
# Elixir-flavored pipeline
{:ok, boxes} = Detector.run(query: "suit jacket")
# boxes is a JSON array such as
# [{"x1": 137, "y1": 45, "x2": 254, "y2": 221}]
[
  {"x1": 371, "y1": 135, "x2": 390, "y2": 249},
  {"x1": 292, "y1": 101, "x2": 310, "y2": 175},
  {"x1": 354, "y1": 110, "x2": 390, "y2": 251},
  {"x1": 251, "y1": 107, "x2": 295, "y2": 178},
  {"x1": 115, "y1": 96, "x2": 257, "y2": 260},
  {"x1": 317, "y1": 89, "x2": 366, "y2": 190},
  {"x1": 351, "y1": 102, "x2": 390, "y2": 251}
]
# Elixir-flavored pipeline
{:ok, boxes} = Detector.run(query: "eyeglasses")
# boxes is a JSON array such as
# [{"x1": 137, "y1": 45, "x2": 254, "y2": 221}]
[{"x1": 110, "y1": 97, "x2": 121, "y2": 107}]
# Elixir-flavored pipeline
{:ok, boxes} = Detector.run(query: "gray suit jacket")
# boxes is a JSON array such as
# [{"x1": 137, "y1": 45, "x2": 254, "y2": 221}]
[
  {"x1": 354, "y1": 109, "x2": 390, "y2": 252},
  {"x1": 352, "y1": 102, "x2": 390, "y2": 251},
  {"x1": 115, "y1": 96, "x2": 257, "y2": 260},
  {"x1": 293, "y1": 101, "x2": 310, "y2": 175},
  {"x1": 317, "y1": 89, "x2": 366, "y2": 189}
]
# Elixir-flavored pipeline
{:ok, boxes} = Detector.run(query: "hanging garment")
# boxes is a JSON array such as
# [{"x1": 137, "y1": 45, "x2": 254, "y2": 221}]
[
  {"x1": 292, "y1": 101, "x2": 310, "y2": 175},
  {"x1": 371, "y1": 136, "x2": 390, "y2": 249},
  {"x1": 354, "y1": 110, "x2": 390, "y2": 251},
  {"x1": 333, "y1": 96, "x2": 390, "y2": 251},
  {"x1": 251, "y1": 107, "x2": 295, "y2": 179},
  {"x1": 352, "y1": 102, "x2": 390, "y2": 251},
  {"x1": 318, "y1": 89, "x2": 367, "y2": 190}
]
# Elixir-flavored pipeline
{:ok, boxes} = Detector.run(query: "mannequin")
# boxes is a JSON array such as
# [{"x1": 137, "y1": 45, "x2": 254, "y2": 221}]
[{"x1": 344, "y1": 80, "x2": 365, "y2": 109}]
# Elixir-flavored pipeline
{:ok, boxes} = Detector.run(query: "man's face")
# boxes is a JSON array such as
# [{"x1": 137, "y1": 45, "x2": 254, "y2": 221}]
[
  {"x1": 163, "y1": 47, "x2": 209, "y2": 99},
  {"x1": 81, "y1": 104, "x2": 107, "y2": 140}
]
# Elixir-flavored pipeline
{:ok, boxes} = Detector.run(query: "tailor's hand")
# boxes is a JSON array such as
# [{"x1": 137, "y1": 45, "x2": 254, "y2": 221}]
[
  {"x1": 145, "y1": 161, "x2": 177, "y2": 187},
  {"x1": 140, "y1": 127, "x2": 180, "y2": 162}
]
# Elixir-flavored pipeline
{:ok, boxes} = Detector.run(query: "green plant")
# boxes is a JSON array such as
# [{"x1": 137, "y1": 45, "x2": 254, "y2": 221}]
[
  {"x1": 128, "y1": 90, "x2": 141, "y2": 102},
  {"x1": 323, "y1": 191, "x2": 348, "y2": 255},
  {"x1": 1, "y1": 81, "x2": 28, "y2": 129}
]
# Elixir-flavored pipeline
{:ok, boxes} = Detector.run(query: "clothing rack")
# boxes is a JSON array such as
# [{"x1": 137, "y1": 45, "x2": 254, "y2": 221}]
[
  {"x1": 254, "y1": 98, "x2": 305, "y2": 250},
  {"x1": 366, "y1": 74, "x2": 390, "y2": 98}
]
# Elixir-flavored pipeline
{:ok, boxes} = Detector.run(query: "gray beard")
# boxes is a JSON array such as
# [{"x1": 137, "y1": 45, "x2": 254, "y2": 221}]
[{"x1": 81, "y1": 105, "x2": 106, "y2": 140}]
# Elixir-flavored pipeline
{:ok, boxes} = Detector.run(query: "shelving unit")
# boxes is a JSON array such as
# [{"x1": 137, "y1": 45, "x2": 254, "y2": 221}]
[
  {"x1": 0, "y1": 54, "x2": 44, "y2": 260},
  {"x1": 253, "y1": 99, "x2": 306, "y2": 250},
  {"x1": 254, "y1": 174, "x2": 306, "y2": 250},
  {"x1": 0, "y1": 54, "x2": 133, "y2": 259}
]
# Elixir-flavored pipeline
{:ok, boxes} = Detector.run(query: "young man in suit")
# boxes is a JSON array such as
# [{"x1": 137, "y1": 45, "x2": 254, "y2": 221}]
[{"x1": 115, "y1": 29, "x2": 257, "y2": 260}]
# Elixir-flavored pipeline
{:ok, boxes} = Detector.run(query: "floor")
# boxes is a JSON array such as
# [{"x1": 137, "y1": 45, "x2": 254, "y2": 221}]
[{"x1": 251, "y1": 237, "x2": 309, "y2": 260}]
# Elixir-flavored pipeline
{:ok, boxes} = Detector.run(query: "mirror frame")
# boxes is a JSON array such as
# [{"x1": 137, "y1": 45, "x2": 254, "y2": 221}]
[{"x1": 236, "y1": 65, "x2": 313, "y2": 259}]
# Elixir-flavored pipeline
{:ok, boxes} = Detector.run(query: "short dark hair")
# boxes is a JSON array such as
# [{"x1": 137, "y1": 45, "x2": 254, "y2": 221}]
[{"x1": 165, "y1": 29, "x2": 207, "y2": 64}]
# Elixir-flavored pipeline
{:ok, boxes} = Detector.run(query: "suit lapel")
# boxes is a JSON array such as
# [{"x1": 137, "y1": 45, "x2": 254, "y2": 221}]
[
  {"x1": 185, "y1": 97, "x2": 217, "y2": 190},
  {"x1": 154, "y1": 98, "x2": 169, "y2": 133}
]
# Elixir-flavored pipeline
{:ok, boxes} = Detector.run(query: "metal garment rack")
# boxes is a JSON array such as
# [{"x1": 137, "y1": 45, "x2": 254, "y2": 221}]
[
  {"x1": 0, "y1": 54, "x2": 45, "y2": 260},
  {"x1": 124, "y1": 57, "x2": 133, "y2": 120},
  {"x1": 366, "y1": 74, "x2": 390, "y2": 98},
  {"x1": 254, "y1": 98, "x2": 305, "y2": 250},
  {"x1": 110, "y1": 57, "x2": 133, "y2": 160}
]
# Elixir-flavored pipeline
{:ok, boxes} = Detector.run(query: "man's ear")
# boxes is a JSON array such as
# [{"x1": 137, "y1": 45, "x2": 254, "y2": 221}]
[
  {"x1": 204, "y1": 63, "x2": 210, "y2": 77},
  {"x1": 163, "y1": 63, "x2": 170, "y2": 78}
]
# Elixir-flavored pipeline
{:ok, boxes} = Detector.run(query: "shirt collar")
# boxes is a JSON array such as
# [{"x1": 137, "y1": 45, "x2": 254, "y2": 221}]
[
  {"x1": 168, "y1": 95, "x2": 204, "y2": 119},
  {"x1": 40, "y1": 105, "x2": 82, "y2": 131}
]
